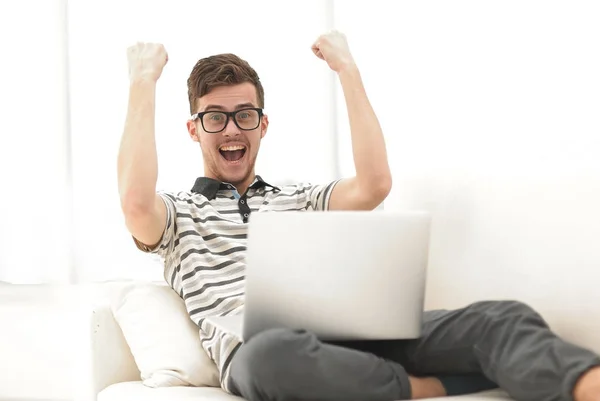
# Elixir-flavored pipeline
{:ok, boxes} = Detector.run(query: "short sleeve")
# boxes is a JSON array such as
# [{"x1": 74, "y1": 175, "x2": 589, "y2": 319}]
[
  {"x1": 305, "y1": 180, "x2": 341, "y2": 211},
  {"x1": 132, "y1": 192, "x2": 177, "y2": 257}
]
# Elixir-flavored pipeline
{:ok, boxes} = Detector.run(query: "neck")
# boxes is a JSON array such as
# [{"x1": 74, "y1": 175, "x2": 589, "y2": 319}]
[
  {"x1": 206, "y1": 171, "x2": 256, "y2": 195},
  {"x1": 235, "y1": 180, "x2": 252, "y2": 195},
  {"x1": 236, "y1": 172, "x2": 257, "y2": 194}
]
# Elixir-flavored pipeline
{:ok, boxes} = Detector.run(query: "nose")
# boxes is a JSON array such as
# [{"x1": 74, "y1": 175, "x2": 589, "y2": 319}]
[{"x1": 222, "y1": 117, "x2": 241, "y2": 137}]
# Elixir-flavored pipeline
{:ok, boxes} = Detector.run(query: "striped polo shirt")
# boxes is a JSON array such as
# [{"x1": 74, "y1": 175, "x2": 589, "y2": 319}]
[{"x1": 133, "y1": 175, "x2": 339, "y2": 391}]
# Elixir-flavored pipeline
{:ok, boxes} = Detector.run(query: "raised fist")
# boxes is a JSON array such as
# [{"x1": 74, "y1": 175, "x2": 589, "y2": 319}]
[
  {"x1": 311, "y1": 30, "x2": 355, "y2": 73},
  {"x1": 127, "y1": 42, "x2": 168, "y2": 82}
]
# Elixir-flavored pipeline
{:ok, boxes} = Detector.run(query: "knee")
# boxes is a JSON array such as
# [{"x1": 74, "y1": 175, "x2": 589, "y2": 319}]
[
  {"x1": 229, "y1": 328, "x2": 317, "y2": 399},
  {"x1": 495, "y1": 300, "x2": 544, "y2": 319},
  {"x1": 238, "y1": 327, "x2": 316, "y2": 370},
  {"x1": 472, "y1": 300, "x2": 548, "y2": 328}
]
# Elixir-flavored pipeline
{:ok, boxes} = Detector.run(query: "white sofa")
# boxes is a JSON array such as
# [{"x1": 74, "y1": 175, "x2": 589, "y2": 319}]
[
  {"x1": 2, "y1": 276, "x2": 599, "y2": 401},
  {"x1": 79, "y1": 283, "x2": 512, "y2": 401},
  {"x1": 2, "y1": 262, "x2": 599, "y2": 401},
  {"x1": 0, "y1": 282, "x2": 510, "y2": 401}
]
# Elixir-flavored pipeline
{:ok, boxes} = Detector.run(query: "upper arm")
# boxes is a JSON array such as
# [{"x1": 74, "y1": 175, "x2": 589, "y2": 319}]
[
  {"x1": 304, "y1": 180, "x2": 340, "y2": 211},
  {"x1": 328, "y1": 177, "x2": 390, "y2": 211},
  {"x1": 124, "y1": 193, "x2": 173, "y2": 253}
]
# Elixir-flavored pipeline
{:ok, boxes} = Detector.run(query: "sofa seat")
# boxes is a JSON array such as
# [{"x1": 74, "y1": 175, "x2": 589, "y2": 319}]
[
  {"x1": 98, "y1": 382, "x2": 243, "y2": 401},
  {"x1": 99, "y1": 381, "x2": 511, "y2": 401}
]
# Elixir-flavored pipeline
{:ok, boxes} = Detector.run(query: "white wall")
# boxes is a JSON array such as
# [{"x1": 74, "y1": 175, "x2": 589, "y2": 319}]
[
  {"x1": 335, "y1": 0, "x2": 600, "y2": 350},
  {"x1": 0, "y1": 0, "x2": 73, "y2": 284}
]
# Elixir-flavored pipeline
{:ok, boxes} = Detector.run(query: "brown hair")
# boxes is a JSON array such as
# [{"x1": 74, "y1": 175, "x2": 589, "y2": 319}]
[{"x1": 187, "y1": 53, "x2": 264, "y2": 115}]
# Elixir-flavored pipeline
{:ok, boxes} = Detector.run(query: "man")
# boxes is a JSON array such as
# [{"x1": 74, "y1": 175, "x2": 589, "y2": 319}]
[{"x1": 118, "y1": 31, "x2": 600, "y2": 401}]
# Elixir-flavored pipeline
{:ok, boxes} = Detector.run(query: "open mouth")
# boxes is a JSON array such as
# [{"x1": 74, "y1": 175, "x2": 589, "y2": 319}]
[{"x1": 219, "y1": 144, "x2": 247, "y2": 163}]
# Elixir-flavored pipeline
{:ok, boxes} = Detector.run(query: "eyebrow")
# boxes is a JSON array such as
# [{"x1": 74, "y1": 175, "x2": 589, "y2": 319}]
[{"x1": 202, "y1": 102, "x2": 256, "y2": 112}]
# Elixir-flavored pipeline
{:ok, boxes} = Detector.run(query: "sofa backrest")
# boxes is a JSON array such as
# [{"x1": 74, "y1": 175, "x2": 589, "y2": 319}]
[{"x1": 386, "y1": 175, "x2": 600, "y2": 355}]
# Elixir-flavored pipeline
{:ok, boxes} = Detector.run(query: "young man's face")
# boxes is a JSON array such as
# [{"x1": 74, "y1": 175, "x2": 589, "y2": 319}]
[{"x1": 187, "y1": 83, "x2": 268, "y2": 190}]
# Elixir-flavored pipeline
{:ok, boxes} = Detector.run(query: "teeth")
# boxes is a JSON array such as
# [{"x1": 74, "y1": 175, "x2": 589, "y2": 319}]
[{"x1": 220, "y1": 145, "x2": 246, "y2": 151}]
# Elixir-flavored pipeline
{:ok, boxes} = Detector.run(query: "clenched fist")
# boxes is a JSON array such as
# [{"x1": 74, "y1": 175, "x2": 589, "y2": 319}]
[
  {"x1": 127, "y1": 42, "x2": 168, "y2": 82},
  {"x1": 311, "y1": 30, "x2": 355, "y2": 73}
]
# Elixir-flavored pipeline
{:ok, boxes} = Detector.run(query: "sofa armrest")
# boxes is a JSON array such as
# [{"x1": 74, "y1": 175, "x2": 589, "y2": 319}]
[
  {"x1": 0, "y1": 284, "x2": 76, "y2": 401},
  {"x1": 73, "y1": 295, "x2": 140, "y2": 401}
]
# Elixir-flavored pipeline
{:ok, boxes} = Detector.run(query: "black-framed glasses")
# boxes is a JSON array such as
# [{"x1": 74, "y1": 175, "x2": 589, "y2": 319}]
[{"x1": 191, "y1": 108, "x2": 264, "y2": 134}]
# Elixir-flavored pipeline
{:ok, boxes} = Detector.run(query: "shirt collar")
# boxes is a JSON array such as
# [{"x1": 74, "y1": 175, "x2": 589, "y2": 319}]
[{"x1": 190, "y1": 175, "x2": 280, "y2": 199}]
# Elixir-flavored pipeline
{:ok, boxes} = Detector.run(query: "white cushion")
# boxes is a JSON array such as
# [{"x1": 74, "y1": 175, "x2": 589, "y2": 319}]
[
  {"x1": 111, "y1": 282, "x2": 220, "y2": 388},
  {"x1": 98, "y1": 381, "x2": 511, "y2": 401}
]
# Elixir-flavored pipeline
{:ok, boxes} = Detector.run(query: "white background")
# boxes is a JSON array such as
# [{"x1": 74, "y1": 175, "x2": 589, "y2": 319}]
[{"x1": 0, "y1": 0, "x2": 599, "y2": 338}]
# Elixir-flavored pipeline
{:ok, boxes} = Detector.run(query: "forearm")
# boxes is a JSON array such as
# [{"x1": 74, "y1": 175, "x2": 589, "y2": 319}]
[
  {"x1": 117, "y1": 79, "x2": 159, "y2": 212},
  {"x1": 338, "y1": 64, "x2": 391, "y2": 190}
]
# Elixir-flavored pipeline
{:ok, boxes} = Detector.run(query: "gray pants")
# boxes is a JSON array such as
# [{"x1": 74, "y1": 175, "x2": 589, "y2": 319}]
[{"x1": 228, "y1": 300, "x2": 600, "y2": 401}]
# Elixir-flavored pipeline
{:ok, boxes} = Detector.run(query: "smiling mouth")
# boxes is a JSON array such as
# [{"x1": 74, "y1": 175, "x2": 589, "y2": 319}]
[{"x1": 219, "y1": 145, "x2": 247, "y2": 163}]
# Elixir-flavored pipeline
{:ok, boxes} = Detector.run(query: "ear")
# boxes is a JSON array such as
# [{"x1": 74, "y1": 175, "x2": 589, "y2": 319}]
[
  {"x1": 187, "y1": 119, "x2": 200, "y2": 143},
  {"x1": 260, "y1": 113, "x2": 269, "y2": 139}
]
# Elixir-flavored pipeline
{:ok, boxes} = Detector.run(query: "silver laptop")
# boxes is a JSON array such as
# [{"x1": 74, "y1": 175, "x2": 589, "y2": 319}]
[{"x1": 208, "y1": 210, "x2": 431, "y2": 342}]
